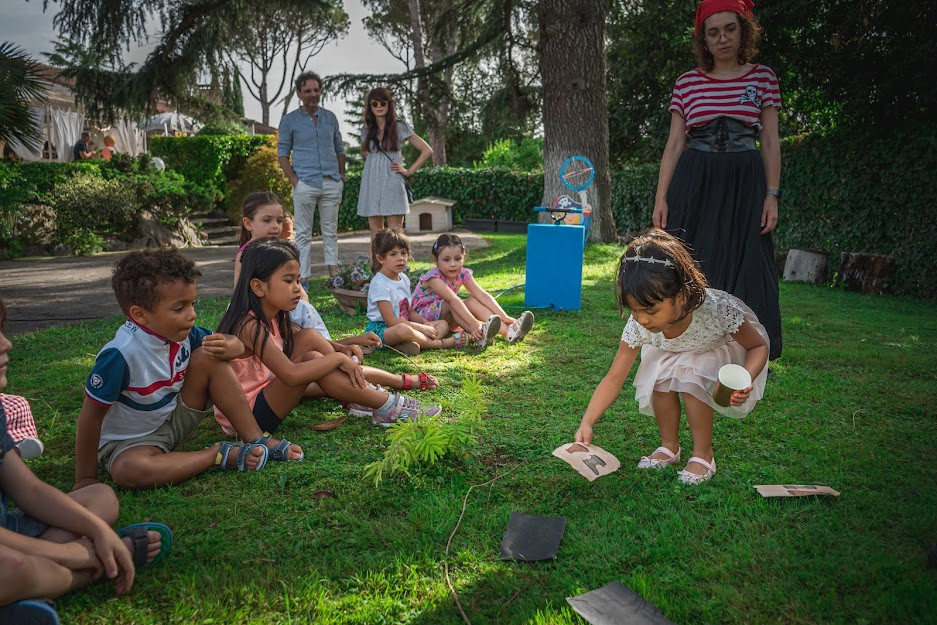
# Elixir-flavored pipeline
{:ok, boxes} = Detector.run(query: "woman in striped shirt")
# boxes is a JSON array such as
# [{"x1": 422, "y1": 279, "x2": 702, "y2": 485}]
[{"x1": 653, "y1": 0, "x2": 782, "y2": 360}]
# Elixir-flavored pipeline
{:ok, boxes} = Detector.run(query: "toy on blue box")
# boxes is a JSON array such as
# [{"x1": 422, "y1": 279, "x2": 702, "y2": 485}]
[{"x1": 525, "y1": 156, "x2": 595, "y2": 311}]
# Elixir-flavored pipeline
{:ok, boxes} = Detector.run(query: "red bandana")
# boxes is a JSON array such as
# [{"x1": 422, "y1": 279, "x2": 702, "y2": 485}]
[{"x1": 695, "y1": 0, "x2": 755, "y2": 36}]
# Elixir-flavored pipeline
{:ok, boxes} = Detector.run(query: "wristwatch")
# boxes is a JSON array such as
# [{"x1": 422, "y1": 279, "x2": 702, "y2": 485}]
[{"x1": 766, "y1": 188, "x2": 782, "y2": 201}]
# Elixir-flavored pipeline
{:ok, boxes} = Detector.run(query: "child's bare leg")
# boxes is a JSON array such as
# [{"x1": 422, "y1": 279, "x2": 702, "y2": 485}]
[
  {"x1": 367, "y1": 216, "x2": 385, "y2": 238},
  {"x1": 465, "y1": 298, "x2": 514, "y2": 337},
  {"x1": 361, "y1": 366, "x2": 439, "y2": 390},
  {"x1": 650, "y1": 390, "x2": 681, "y2": 460},
  {"x1": 110, "y1": 445, "x2": 252, "y2": 489},
  {"x1": 439, "y1": 302, "x2": 480, "y2": 335},
  {"x1": 0, "y1": 544, "x2": 98, "y2": 603},
  {"x1": 314, "y1": 371, "x2": 396, "y2": 408},
  {"x1": 40, "y1": 483, "x2": 118, "y2": 543},
  {"x1": 382, "y1": 323, "x2": 458, "y2": 350},
  {"x1": 180, "y1": 347, "x2": 301, "y2": 461},
  {"x1": 682, "y1": 393, "x2": 715, "y2": 475}
]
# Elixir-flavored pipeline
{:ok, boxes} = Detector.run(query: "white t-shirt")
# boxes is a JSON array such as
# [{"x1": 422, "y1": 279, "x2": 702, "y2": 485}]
[
  {"x1": 367, "y1": 271, "x2": 412, "y2": 322},
  {"x1": 289, "y1": 299, "x2": 331, "y2": 340}
]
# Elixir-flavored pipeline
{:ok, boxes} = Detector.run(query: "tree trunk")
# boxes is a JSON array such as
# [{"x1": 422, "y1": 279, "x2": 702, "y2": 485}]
[
  {"x1": 409, "y1": 0, "x2": 448, "y2": 166},
  {"x1": 538, "y1": 0, "x2": 616, "y2": 242}
]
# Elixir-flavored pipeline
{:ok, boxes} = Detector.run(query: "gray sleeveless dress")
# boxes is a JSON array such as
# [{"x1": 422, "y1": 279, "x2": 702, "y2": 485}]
[{"x1": 356, "y1": 120, "x2": 413, "y2": 217}]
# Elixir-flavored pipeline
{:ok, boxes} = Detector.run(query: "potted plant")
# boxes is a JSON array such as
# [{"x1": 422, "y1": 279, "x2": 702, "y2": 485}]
[
  {"x1": 324, "y1": 255, "x2": 417, "y2": 315},
  {"x1": 324, "y1": 255, "x2": 372, "y2": 315}
]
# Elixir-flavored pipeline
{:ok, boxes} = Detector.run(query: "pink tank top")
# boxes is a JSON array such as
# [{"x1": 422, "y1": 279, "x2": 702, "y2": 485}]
[{"x1": 213, "y1": 320, "x2": 282, "y2": 435}]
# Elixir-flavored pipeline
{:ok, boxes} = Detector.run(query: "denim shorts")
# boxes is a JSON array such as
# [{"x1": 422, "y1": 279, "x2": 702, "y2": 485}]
[
  {"x1": 365, "y1": 320, "x2": 389, "y2": 346},
  {"x1": 1, "y1": 504, "x2": 47, "y2": 538}
]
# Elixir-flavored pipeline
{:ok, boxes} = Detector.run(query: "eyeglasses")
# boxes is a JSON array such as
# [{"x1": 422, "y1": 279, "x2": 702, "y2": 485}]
[{"x1": 370, "y1": 100, "x2": 388, "y2": 108}]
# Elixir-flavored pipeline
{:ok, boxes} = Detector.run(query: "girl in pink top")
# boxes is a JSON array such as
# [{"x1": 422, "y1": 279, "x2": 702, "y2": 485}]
[
  {"x1": 411, "y1": 233, "x2": 534, "y2": 345},
  {"x1": 216, "y1": 238, "x2": 442, "y2": 434}
]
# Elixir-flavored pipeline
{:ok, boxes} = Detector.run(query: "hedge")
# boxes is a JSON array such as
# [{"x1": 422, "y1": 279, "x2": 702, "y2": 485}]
[
  {"x1": 774, "y1": 125, "x2": 937, "y2": 299},
  {"x1": 339, "y1": 167, "x2": 544, "y2": 226},
  {"x1": 150, "y1": 134, "x2": 270, "y2": 204},
  {"x1": 0, "y1": 157, "x2": 198, "y2": 255}
]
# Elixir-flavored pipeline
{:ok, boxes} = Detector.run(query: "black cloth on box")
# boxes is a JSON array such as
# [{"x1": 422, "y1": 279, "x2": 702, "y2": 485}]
[{"x1": 498, "y1": 512, "x2": 565, "y2": 561}]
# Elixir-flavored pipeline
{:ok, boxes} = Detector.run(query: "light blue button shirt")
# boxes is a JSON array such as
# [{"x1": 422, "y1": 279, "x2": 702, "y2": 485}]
[{"x1": 277, "y1": 106, "x2": 344, "y2": 188}]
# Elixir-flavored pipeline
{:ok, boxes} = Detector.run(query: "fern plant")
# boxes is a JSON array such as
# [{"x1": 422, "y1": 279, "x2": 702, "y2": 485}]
[{"x1": 365, "y1": 374, "x2": 487, "y2": 486}]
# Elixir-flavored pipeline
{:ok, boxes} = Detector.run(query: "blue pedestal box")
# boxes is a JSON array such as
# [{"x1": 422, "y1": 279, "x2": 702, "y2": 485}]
[{"x1": 524, "y1": 223, "x2": 585, "y2": 311}]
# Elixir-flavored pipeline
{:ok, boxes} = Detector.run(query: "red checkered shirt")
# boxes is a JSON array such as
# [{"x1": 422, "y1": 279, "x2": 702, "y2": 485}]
[{"x1": 0, "y1": 394, "x2": 38, "y2": 443}]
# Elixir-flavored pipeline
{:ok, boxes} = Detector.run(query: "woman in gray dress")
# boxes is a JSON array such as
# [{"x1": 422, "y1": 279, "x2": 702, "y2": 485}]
[{"x1": 357, "y1": 87, "x2": 433, "y2": 237}]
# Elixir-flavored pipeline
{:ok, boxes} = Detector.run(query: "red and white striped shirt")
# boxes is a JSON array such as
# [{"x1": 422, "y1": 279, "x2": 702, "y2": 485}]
[
  {"x1": 669, "y1": 64, "x2": 781, "y2": 131},
  {"x1": 0, "y1": 394, "x2": 38, "y2": 443}
]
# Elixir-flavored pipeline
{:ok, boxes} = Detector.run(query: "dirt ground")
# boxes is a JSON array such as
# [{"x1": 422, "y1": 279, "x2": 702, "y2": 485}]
[{"x1": 0, "y1": 230, "x2": 487, "y2": 335}]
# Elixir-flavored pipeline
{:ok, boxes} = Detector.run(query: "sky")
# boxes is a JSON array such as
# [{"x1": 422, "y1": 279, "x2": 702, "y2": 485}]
[{"x1": 0, "y1": 0, "x2": 403, "y2": 139}]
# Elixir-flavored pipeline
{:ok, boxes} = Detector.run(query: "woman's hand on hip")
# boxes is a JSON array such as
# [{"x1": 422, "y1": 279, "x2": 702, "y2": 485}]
[
  {"x1": 652, "y1": 198, "x2": 668, "y2": 229},
  {"x1": 761, "y1": 195, "x2": 779, "y2": 234},
  {"x1": 390, "y1": 162, "x2": 409, "y2": 177}
]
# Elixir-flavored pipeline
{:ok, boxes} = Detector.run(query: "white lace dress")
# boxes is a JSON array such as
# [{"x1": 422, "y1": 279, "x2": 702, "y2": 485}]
[{"x1": 621, "y1": 288, "x2": 769, "y2": 419}]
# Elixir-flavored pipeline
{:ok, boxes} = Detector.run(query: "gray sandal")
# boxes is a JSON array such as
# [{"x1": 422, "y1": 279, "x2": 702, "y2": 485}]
[
  {"x1": 252, "y1": 434, "x2": 304, "y2": 462},
  {"x1": 214, "y1": 441, "x2": 268, "y2": 471}
]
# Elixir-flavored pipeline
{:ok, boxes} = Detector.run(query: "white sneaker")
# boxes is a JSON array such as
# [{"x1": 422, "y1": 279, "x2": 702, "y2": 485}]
[
  {"x1": 347, "y1": 384, "x2": 382, "y2": 417},
  {"x1": 15, "y1": 437, "x2": 44, "y2": 460},
  {"x1": 371, "y1": 394, "x2": 442, "y2": 427},
  {"x1": 506, "y1": 310, "x2": 534, "y2": 343},
  {"x1": 636, "y1": 446, "x2": 680, "y2": 469},
  {"x1": 677, "y1": 456, "x2": 716, "y2": 484},
  {"x1": 477, "y1": 316, "x2": 501, "y2": 349}
]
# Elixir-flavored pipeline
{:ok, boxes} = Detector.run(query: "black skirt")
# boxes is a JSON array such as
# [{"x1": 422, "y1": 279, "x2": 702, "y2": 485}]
[{"x1": 666, "y1": 147, "x2": 782, "y2": 360}]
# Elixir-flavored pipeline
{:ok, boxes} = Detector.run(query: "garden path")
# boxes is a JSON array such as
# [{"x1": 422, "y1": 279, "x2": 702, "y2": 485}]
[{"x1": 0, "y1": 230, "x2": 488, "y2": 335}]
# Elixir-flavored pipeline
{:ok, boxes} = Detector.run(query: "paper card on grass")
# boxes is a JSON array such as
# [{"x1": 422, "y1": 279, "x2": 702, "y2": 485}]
[
  {"x1": 552, "y1": 443, "x2": 621, "y2": 481},
  {"x1": 754, "y1": 484, "x2": 841, "y2": 498},
  {"x1": 566, "y1": 581, "x2": 676, "y2": 625},
  {"x1": 499, "y1": 512, "x2": 566, "y2": 561}
]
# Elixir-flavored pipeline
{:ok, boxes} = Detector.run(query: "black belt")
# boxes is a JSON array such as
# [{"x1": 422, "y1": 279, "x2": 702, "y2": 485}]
[{"x1": 687, "y1": 117, "x2": 758, "y2": 152}]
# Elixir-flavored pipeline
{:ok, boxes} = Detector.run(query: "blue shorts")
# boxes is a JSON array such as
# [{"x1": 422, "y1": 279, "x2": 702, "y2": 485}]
[
  {"x1": 365, "y1": 320, "x2": 389, "y2": 347},
  {"x1": 2, "y1": 505, "x2": 47, "y2": 538}
]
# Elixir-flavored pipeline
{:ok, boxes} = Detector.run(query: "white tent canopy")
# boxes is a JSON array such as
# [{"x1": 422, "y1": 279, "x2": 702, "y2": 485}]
[{"x1": 141, "y1": 111, "x2": 201, "y2": 135}]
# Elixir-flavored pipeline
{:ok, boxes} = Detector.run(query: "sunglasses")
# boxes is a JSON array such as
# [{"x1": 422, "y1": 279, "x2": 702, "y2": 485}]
[{"x1": 370, "y1": 100, "x2": 389, "y2": 108}]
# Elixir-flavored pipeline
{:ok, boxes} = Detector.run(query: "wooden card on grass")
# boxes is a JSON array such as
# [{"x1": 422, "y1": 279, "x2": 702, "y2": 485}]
[{"x1": 754, "y1": 485, "x2": 841, "y2": 498}]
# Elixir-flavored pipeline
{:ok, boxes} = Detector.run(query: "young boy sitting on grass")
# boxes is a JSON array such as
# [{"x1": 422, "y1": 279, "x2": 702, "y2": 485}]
[
  {"x1": 74, "y1": 248, "x2": 304, "y2": 492},
  {"x1": 0, "y1": 298, "x2": 168, "y2": 625}
]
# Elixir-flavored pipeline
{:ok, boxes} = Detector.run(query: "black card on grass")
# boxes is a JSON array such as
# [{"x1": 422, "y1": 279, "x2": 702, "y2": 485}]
[
  {"x1": 566, "y1": 581, "x2": 675, "y2": 625},
  {"x1": 498, "y1": 512, "x2": 566, "y2": 561}
]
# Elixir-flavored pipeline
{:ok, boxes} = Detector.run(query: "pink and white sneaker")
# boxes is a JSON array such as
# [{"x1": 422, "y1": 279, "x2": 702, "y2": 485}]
[
  {"x1": 371, "y1": 394, "x2": 442, "y2": 427},
  {"x1": 346, "y1": 384, "x2": 383, "y2": 417}
]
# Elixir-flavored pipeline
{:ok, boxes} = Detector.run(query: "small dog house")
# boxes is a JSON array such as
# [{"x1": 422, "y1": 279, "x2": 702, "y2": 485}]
[{"x1": 405, "y1": 197, "x2": 456, "y2": 234}]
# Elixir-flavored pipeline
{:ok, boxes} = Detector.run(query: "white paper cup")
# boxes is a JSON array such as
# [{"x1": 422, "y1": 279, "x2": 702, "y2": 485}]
[{"x1": 713, "y1": 364, "x2": 752, "y2": 407}]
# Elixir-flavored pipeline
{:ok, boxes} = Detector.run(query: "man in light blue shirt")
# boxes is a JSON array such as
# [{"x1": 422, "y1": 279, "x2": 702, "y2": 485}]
[{"x1": 278, "y1": 71, "x2": 346, "y2": 280}]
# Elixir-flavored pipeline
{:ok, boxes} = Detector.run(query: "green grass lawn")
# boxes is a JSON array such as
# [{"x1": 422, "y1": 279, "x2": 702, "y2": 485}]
[{"x1": 6, "y1": 234, "x2": 937, "y2": 624}]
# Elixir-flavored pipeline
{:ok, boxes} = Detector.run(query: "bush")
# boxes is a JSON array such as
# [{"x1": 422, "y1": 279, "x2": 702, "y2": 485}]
[
  {"x1": 609, "y1": 163, "x2": 659, "y2": 235},
  {"x1": 0, "y1": 158, "x2": 204, "y2": 256},
  {"x1": 54, "y1": 173, "x2": 138, "y2": 251},
  {"x1": 475, "y1": 137, "x2": 544, "y2": 172},
  {"x1": 224, "y1": 143, "x2": 295, "y2": 222},
  {"x1": 776, "y1": 125, "x2": 937, "y2": 298},
  {"x1": 340, "y1": 168, "x2": 544, "y2": 225},
  {"x1": 602, "y1": 125, "x2": 937, "y2": 298},
  {"x1": 150, "y1": 134, "x2": 270, "y2": 207}
]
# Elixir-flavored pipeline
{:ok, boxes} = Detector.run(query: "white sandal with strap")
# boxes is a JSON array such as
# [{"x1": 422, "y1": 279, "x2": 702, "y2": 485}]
[
  {"x1": 636, "y1": 446, "x2": 681, "y2": 469},
  {"x1": 677, "y1": 456, "x2": 716, "y2": 484}
]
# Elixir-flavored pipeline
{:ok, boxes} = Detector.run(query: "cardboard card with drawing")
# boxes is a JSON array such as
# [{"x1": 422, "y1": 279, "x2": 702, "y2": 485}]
[
  {"x1": 552, "y1": 443, "x2": 621, "y2": 481},
  {"x1": 754, "y1": 484, "x2": 841, "y2": 498}
]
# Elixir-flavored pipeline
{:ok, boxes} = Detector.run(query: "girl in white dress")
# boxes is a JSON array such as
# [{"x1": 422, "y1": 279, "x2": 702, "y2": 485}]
[{"x1": 574, "y1": 228, "x2": 769, "y2": 484}]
